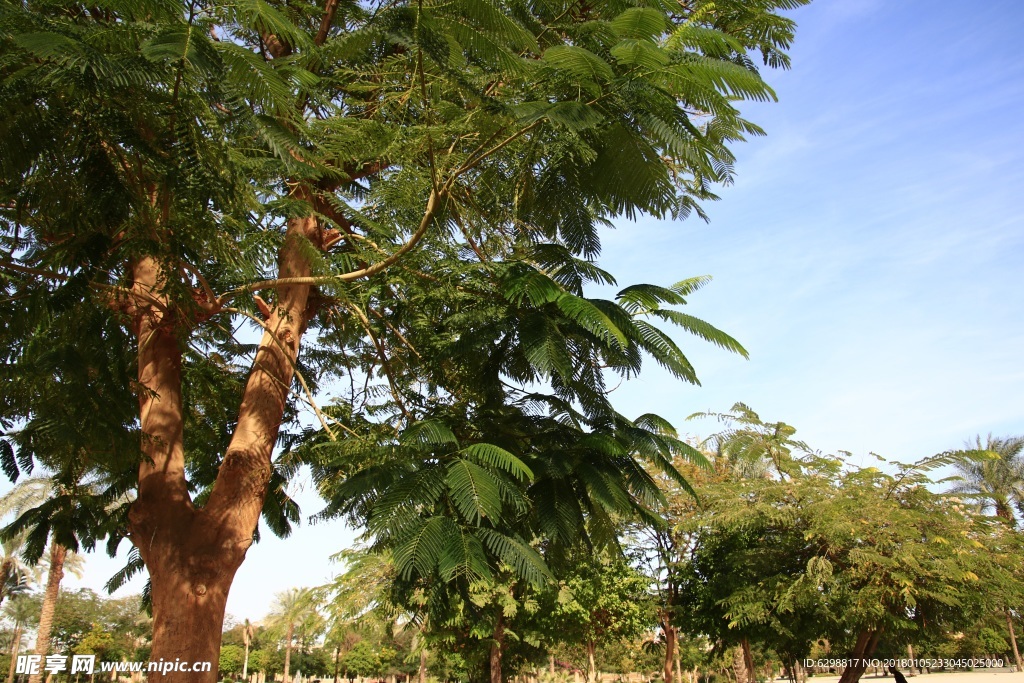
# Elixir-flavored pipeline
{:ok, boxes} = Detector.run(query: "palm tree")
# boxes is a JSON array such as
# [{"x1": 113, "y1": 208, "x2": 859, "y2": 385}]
[
  {"x1": 4, "y1": 594, "x2": 38, "y2": 683},
  {"x1": 241, "y1": 618, "x2": 255, "y2": 681},
  {"x1": 950, "y1": 435, "x2": 1024, "y2": 524},
  {"x1": 948, "y1": 434, "x2": 1024, "y2": 672},
  {"x1": 0, "y1": 477, "x2": 86, "y2": 683},
  {"x1": 267, "y1": 588, "x2": 315, "y2": 683},
  {"x1": 0, "y1": 531, "x2": 39, "y2": 607}
]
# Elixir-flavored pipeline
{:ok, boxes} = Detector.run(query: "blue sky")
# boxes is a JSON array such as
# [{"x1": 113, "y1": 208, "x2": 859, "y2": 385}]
[{"x1": 58, "y1": 0, "x2": 1024, "y2": 621}]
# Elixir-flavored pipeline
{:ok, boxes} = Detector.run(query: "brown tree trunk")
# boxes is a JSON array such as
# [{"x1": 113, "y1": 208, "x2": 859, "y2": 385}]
[
  {"x1": 419, "y1": 647, "x2": 428, "y2": 683},
  {"x1": 732, "y1": 647, "x2": 747, "y2": 683},
  {"x1": 6, "y1": 625, "x2": 22, "y2": 683},
  {"x1": 334, "y1": 645, "x2": 342, "y2": 683},
  {"x1": 663, "y1": 616, "x2": 676, "y2": 683},
  {"x1": 128, "y1": 213, "x2": 323, "y2": 682},
  {"x1": 491, "y1": 613, "x2": 505, "y2": 683},
  {"x1": 1007, "y1": 610, "x2": 1022, "y2": 672},
  {"x1": 587, "y1": 640, "x2": 597, "y2": 683},
  {"x1": 550, "y1": 654, "x2": 555, "y2": 677},
  {"x1": 741, "y1": 639, "x2": 754, "y2": 683},
  {"x1": 284, "y1": 622, "x2": 295, "y2": 683},
  {"x1": 837, "y1": 631, "x2": 882, "y2": 683},
  {"x1": 28, "y1": 540, "x2": 67, "y2": 683}
]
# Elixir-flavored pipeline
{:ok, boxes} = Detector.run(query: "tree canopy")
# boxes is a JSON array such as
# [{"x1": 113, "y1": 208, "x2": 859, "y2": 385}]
[{"x1": 1, "y1": 0, "x2": 810, "y2": 677}]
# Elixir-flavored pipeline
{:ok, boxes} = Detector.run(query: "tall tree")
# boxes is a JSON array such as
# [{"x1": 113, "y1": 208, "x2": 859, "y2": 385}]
[
  {"x1": 948, "y1": 435, "x2": 1024, "y2": 671},
  {"x1": 3, "y1": 595, "x2": 37, "y2": 683},
  {"x1": 0, "y1": 476, "x2": 109, "y2": 683},
  {"x1": 0, "y1": 478, "x2": 65, "y2": 683},
  {"x1": 241, "y1": 618, "x2": 255, "y2": 681},
  {"x1": 2, "y1": 0, "x2": 809, "y2": 678},
  {"x1": 267, "y1": 588, "x2": 315, "y2": 683}
]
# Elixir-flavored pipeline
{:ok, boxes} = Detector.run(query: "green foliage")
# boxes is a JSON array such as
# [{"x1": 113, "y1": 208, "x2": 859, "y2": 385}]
[
  {"x1": 545, "y1": 551, "x2": 653, "y2": 650},
  {"x1": 247, "y1": 648, "x2": 270, "y2": 674},
  {"x1": 341, "y1": 640, "x2": 381, "y2": 678},
  {"x1": 677, "y1": 446, "x2": 1024, "y2": 667},
  {"x1": 1, "y1": 0, "x2": 808, "y2": 666},
  {"x1": 219, "y1": 644, "x2": 245, "y2": 675}
]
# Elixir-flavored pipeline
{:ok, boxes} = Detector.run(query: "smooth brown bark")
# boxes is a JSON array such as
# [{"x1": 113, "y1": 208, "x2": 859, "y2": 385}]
[
  {"x1": 129, "y1": 214, "x2": 323, "y2": 683},
  {"x1": 491, "y1": 613, "x2": 505, "y2": 683},
  {"x1": 1007, "y1": 610, "x2": 1023, "y2": 672},
  {"x1": 28, "y1": 540, "x2": 67, "y2": 683},
  {"x1": 837, "y1": 630, "x2": 882, "y2": 683}
]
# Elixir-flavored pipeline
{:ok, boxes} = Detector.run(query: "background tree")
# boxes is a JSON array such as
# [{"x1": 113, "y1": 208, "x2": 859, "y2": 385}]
[
  {"x1": 545, "y1": 551, "x2": 652, "y2": 683},
  {"x1": 266, "y1": 588, "x2": 316, "y2": 683},
  {"x1": 679, "y1": 448, "x2": 1014, "y2": 683},
  {"x1": 220, "y1": 644, "x2": 245, "y2": 679},
  {"x1": 948, "y1": 434, "x2": 1024, "y2": 669},
  {"x1": 2, "y1": 595, "x2": 36, "y2": 683},
  {"x1": 949, "y1": 435, "x2": 1024, "y2": 524}
]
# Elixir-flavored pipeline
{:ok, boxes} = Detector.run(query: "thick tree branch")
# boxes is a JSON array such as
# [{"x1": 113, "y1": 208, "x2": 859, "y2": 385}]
[
  {"x1": 314, "y1": 0, "x2": 340, "y2": 46},
  {"x1": 225, "y1": 305, "x2": 337, "y2": 441},
  {"x1": 204, "y1": 210, "x2": 321, "y2": 526},
  {"x1": 131, "y1": 256, "x2": 191, "y2": 526}
]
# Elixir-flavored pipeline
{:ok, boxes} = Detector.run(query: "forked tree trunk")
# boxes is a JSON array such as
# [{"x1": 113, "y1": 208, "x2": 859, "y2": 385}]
[
  {"x1": 837, "y1": 630, "x2": 882, "y2": 683},
  {"x1": 1007, "y1": 610, "x2": 1023, "y2": 672},
  {"x1": 128, "y1": 213, "x2": 324, "y2": 683},
  {"x1": 491, "y1": 613, "x2": 505, "y2": 683},
  {"x1": 28, "y1": 540, "x2": 67, "y2": 683}
]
